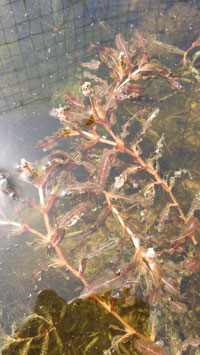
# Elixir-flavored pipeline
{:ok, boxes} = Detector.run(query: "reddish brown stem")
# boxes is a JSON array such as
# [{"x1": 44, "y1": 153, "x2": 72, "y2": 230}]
[{"x1": 90, "y1": 294, "x2": 153, "y2": 342}]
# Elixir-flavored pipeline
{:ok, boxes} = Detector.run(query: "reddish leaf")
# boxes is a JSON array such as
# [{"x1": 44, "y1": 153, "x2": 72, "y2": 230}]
[
  {"x1": 183, "y1": 36, "x2": 200, "y2": 64},
  {"x1": 80, "y1": 268, "x2": 129, "y2": 298},
  {"x1": 121, "y1": 113, "x2": 139, "y2": 141},
  {"x1": 35, "y1": 132, "x2": 63, "y2": 151},
  {"x1": 78, "y1": 258, "x2": 87, "y2": 275},
  {"x1": 182, "y1": 257, "x2": 200, "y2": 272},
  {"x1": 161, "y1": 276, "x2": 179, "y2": 295},
  {"x1": 83, "y1": 71, "x2": 107, "y2": 86},
  {"x1": 59, "y1": 201, "x2": 92, "y2": 228},
  {"x1": 136, "y1": 108, "x2": 160, "y2": 144},
  {"x1": 178, "y1": 337, "x2": 200, "y2": 353},
  {"x1": 107, "y1": 192, "x2": 151, "y2": 207},
  {"x1": 148, "y1": 289, "x2": 159, "y2": 307},
  {"x1": 117, "y1": 84, "x2": 146, "y2": 102},
  {"x1": 121, "y1": 84, "x2": 146, "y2": 96},
  {"x1": 115, "y1": 33, "x2": 131, "y2": 66},
  {"x1": 71, "y1": 206, "x2": 111, "y2": 241},
  {"x1": 140, "y1": 62, "x2": 169, "y2": 73},
  {"x1": 50, "y1": 228, "x2": 65, "y2": 246},
  {"x1": 81, "y1": 60, "x2": 101, "y2": 70},
  {"x1": 185, "y1": 216, "x2": 199, "y2": 236},
  {"x1": 165, "y1": 77, "x2": 183, "y2": 91},
  {"x1": 109, "y1": 112, "x2": 116, "y2": 125},
  {"x1": 64, "y1": 93, "x2": 85, "y2": 109},
  {"x1": 136, "y1": 33, "x2": 147, "y2": 49},
  {"x1": 61, "y1": 183, "x2": 98, "y2": 195},
  {"x1": 95, "y1": 149, "x2": 117, "y2": 188},
  {"x1": 135, "y1": 339, "x2": 169, "y2": 355},
  {"x1": 170, "y1": 217, "x2": 199, "y2": 253},
  {"x1": 30, "y1": 264, "x2": 53, "y2": 283},
  {"x1": 65, "y1": 110, "x2": 88, "y2": 123},
  {"x1": 99, "y1": 48, "x2": 117, "y2": 72},
  {"x1": 169, "y1": 300, "x2": 187, "y2": 313},
  {"x1": 104, "y1": 91, "x2": 117, "y2": 111},
  {"x1": 79, "y1": 161, "x2": 95, "y2": 174}
]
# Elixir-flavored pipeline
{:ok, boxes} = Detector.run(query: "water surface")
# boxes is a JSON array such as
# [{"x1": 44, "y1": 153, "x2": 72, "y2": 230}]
[{"x1": 0, "y1": 0, "x2": 200, "y2": 353}]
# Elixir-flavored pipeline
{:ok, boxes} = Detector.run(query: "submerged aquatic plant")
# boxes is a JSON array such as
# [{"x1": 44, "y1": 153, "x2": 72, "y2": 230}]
[{"x1": 1, "y1": 33, "x2": 200, "y2": 354}]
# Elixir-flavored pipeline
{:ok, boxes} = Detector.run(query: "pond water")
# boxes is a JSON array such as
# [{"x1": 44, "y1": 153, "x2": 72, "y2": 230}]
[{"x1": 0, "y1": 0, "x2": 200, "y2": 354}]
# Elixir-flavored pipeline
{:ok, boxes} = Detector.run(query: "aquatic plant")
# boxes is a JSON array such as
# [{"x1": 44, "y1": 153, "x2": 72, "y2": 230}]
[{"x1": 1, "y1": 33, "x2": 200, "y2": 354}]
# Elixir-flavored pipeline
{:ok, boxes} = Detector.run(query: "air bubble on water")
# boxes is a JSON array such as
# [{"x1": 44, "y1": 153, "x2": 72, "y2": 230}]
[{"x1": 33, "y1": 284, "x2": 38, "y2": 292}]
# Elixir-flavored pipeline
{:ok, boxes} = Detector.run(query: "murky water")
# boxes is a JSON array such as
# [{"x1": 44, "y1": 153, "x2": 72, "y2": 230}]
[{"x1": 0, "y1": 0, "x2": 200, "y2": 353}]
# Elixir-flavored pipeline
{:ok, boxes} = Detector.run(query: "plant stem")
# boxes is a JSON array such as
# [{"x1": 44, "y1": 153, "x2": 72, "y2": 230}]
[
  {"x1": 38, "y1": 186, "x2": 52, "y2": 236},
  {"x1": 90, "y1": 294, "x2": 152, "y2": 342}
]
